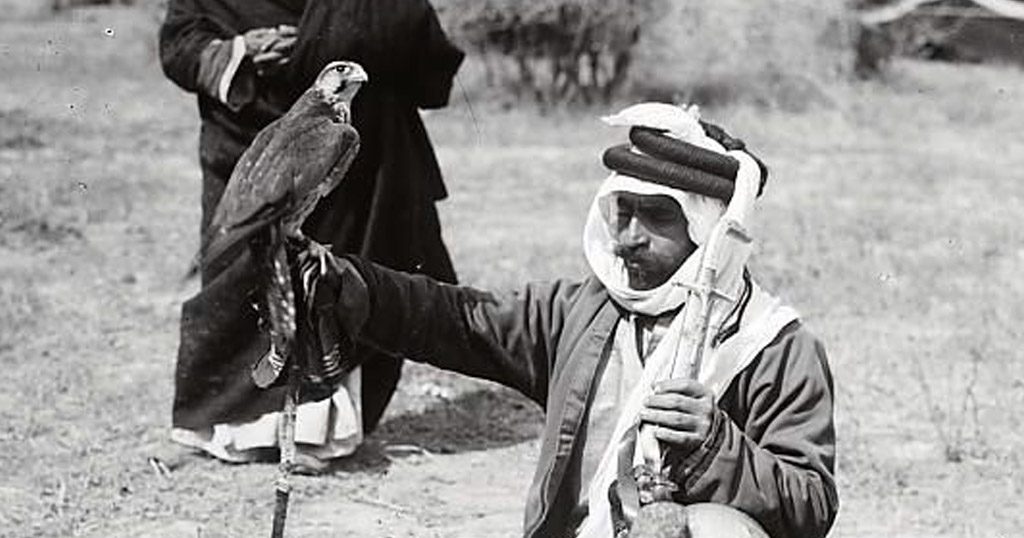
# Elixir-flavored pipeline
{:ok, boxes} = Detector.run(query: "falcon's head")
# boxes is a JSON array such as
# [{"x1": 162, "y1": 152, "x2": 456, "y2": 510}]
[{"x1": 315, "y1": 61, "x2": 369, "y2": 123}]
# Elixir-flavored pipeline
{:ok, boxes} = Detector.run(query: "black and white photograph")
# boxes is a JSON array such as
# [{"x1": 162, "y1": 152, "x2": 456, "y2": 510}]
[{"x1": 1, "y1": 0, "x2": 1021, "y2": 536}]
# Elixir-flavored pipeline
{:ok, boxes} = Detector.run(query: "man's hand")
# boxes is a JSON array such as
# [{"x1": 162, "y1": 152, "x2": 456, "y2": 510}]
[
  {"x1": 288, "y1": 244, "x2": 370, "y2": 398},
  {"x1": 243, "y1": 25, "x2": 298, "y2": 77},
  {"x1": 640, "y1": 378, "x2": 717, "y2": 455}
]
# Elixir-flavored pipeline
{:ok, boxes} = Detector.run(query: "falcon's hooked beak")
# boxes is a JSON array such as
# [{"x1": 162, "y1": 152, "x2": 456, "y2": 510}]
[{"x1": 316, "y1": 61, "x2": 369, "y2": 123}]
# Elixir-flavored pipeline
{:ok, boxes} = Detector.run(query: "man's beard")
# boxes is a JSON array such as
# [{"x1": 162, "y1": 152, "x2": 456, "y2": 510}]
[{"x1": 613, "y1": 245, "x2": 667, "y2": 291}]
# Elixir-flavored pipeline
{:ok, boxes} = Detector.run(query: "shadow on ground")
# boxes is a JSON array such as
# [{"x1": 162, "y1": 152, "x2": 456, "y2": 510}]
[
  {"x1": 375, "y1": 388, "x2": 544, "y2": 454},
  {"x1": 153, "y1": 387, "x2": 544, "y2": 478},
  {"x1": 313, "y1": 388, "x2": 544, "y2": 475}
]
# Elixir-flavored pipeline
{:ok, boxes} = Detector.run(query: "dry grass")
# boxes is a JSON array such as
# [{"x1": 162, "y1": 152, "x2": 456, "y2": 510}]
[{"x1": 2, "y1": 6, "x2": 1023, "y2": 537}]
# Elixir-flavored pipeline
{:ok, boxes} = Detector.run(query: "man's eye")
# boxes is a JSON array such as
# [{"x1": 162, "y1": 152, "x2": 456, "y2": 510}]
[{"x1": 641, "y1": 208, "x2": 677, "y2": 224}]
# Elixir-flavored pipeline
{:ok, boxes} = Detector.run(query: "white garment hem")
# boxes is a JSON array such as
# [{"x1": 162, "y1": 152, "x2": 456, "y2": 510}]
[{"x1": 171, "y1": 370, "x2": 364, "y2": 463}]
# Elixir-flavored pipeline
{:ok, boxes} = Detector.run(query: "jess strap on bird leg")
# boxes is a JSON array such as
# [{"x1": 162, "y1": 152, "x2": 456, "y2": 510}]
[{"x1": 296, "y1": 250, "x2": 371, "y2": 389}]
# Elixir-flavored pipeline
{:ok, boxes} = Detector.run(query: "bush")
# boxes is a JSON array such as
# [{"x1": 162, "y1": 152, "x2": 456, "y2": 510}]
[
  {"x1": 630, "y1": 0, "x2": 855, "y2": 110},
  {"x1": 438, "y1": 0, "x2": 855, "y2": 110},
  {"x1": 436, "y1": 0, "x2": 657, "y2": 107}
]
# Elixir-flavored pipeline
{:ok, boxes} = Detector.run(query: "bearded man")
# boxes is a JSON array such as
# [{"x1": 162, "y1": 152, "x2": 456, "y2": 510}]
[{"x1": 300, "y1": 104, "x2": 838, "y2": 538}]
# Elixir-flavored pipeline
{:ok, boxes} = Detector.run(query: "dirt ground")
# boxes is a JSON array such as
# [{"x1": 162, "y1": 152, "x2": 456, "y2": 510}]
[{"x1": 2, "y1": 7, "x2": 1024, "y2": 538}]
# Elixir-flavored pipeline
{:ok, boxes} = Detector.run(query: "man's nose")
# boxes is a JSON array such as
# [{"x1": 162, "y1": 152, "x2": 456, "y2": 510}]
[{"x1": 619, "y1": 217, "x2": 649, "y2": 246}]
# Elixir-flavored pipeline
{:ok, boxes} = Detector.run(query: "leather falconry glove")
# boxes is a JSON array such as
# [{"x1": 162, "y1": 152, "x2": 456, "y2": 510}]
[{"x1": 293, "y1": 241, "x2": 370, "y2": 397}]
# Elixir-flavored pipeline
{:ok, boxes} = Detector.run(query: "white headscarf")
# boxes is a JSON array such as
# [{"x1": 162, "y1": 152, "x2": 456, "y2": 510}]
[
  {"x1": 577, "y1": 103, "x2": 775, "y2": 538},
  {"x1": 582, "y1": 103, "x2": 756, "y2": 316}
]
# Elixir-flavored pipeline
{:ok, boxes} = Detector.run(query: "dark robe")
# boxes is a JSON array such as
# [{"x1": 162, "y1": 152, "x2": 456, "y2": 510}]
[{"x1": 160, "y1": 0, "x2": 464, "y2": 434}]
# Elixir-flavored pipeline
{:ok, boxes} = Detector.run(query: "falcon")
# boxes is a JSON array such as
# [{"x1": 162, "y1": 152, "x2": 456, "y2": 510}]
[
  {"x1": 188, "y1": 60, "x2": 367, "y2": 393},
  {"x1": 199, "y1": 60, "x2": 368, "y2": 275},
  {"x1": 189, "y1": 61, "x2": 367, "y2": 538}
]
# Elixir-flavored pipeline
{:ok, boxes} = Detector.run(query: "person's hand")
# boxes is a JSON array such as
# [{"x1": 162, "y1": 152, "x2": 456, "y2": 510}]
[
  {"x1": 640, "y1": 378, "x2": 717, "y2": 455},
  {"x1": 243, "y1": 25, "x2": 298, "y2": 77},
  {"x1": 287, "y1": 242, "x2": 367, "y2": 397},
  {"x1": 242, "y1": 27, "x2": 277, "y2": 55}
]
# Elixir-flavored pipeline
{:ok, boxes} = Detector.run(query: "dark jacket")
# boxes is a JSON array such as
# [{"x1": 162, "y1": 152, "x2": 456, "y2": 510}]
[{"x1": 342, "y1": 258, "x2": 839, "y2": 538}]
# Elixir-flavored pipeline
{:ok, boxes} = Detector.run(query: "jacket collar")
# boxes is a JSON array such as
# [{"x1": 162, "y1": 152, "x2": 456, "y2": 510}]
[{"x1": 525, "y1": 286, "x2": 620, "y2": 536}]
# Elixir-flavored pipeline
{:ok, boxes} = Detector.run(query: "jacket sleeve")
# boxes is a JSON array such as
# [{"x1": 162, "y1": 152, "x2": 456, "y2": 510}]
[
  {"x1": 342, "y1": 257, "x2": 580, "y2": 405},
  {"x1": 158, "y1": 0, "x2": 233, "y2": 93},
  {"x1": 668, "y1": 324, "x2": 839, "y2": 538}
]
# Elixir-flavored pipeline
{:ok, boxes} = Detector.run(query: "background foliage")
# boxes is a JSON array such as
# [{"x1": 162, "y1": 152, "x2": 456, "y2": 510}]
[
  {"x1": 434, "y1": 0, "x2": 853, "y2": 109},
  {"x1": 435, "y1": 0, "x2": 656, "y2": 106}
]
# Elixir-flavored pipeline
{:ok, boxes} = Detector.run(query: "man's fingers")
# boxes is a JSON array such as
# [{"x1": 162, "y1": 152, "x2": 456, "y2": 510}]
[
  {"x1": 639, "y1": 408, "x2": 701, "y2": 431},
  {"x1": 245, "y1": 27, "x2": 275, "y2": 40},
  {"x1": 263, "y1": 43, "x2": 294, "y2": 60},
  {"x1": 253, "y1": 36, "x2": 296, "y2": 71},
  {"x1": 243, "y1": 27, "x2": 276, "y2": 53},
  {"x1": 277, "y1": 24, "x2": 298, "y2": 36},
  {"x1": 275, "y1": 35, "x2": 298, "y2": 48},
  {"x1": 644, "y1": 393, "x2": 707, "y2": 415},
  {"x1": 245, "y1": 27, "x2": 296, "y2": 56},
  {"x1": 654, "y1": 377, "x2": 710, "y2": 398},
  {"x1": 258, "y1": 37, "x2": 291, "y2": 55},
  {"x1": 253, "y1": 50, "x2": 287, "y2": 66},
  {"x1": 265, "y1": 36, "x2": 297, "y2": 54},
  {"x1": 650, "y1": 426, "x2": 702, "y2": 448}
]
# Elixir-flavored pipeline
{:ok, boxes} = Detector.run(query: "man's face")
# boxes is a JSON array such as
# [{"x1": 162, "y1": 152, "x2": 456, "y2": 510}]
[{"x1": 607, "y1": 192, "x2": 696, "y2": 290}]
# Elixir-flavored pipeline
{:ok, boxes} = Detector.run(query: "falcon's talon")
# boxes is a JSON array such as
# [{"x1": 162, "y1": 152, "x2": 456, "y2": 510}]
[{"x1": 301, "y1": 239, "x2": 334, "y2": 277}]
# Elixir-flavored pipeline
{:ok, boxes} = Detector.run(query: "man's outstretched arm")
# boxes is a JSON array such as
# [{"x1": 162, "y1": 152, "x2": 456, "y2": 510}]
[{"x1": 315, "y1": 254, "x2": 582, "y2": 406}]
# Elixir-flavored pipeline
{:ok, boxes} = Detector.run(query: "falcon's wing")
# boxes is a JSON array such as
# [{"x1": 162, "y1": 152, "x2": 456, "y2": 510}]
[
  {"x1": 202, "y1": 105, "x2": 307, "y2": 251},
  {"x1": 200, "y1": 117, "x2": 358, "y2": 275},
  {"x1": 187, "y1": 61, "x2": 366, "y2": 279}
]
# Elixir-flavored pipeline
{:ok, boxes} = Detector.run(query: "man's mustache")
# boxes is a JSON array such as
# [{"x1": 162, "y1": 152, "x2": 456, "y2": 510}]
[{"x1": 612, "y1": 244, "x2": 651, "y2": 266}]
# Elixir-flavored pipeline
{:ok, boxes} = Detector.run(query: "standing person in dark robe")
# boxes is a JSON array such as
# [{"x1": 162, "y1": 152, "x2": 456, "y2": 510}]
[{"x1": 159, "y1": 0, "x2": 464, "y2": 471}]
